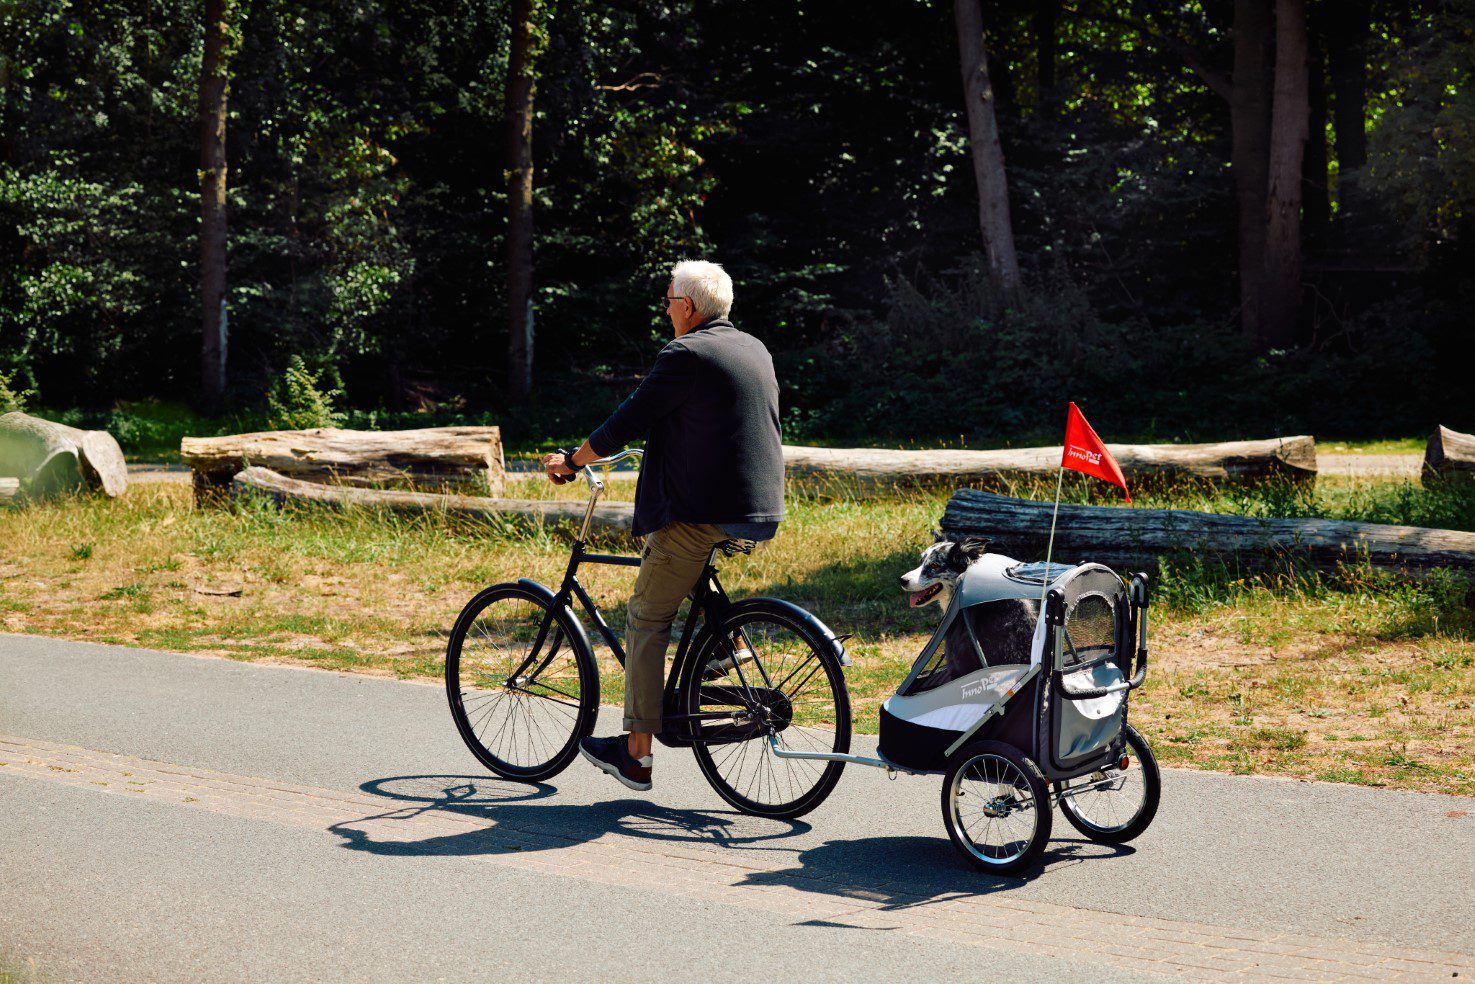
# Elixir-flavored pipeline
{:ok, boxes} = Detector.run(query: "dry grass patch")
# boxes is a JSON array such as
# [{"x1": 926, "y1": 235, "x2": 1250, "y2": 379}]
[{"x1": 1, "y1": 475, "x2": 1472, "y2": 793}]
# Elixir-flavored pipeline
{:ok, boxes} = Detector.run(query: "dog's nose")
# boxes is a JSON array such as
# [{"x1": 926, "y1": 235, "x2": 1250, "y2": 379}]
[{"x1": 898, "y1": 575, "x2": 908, "y2": 586}]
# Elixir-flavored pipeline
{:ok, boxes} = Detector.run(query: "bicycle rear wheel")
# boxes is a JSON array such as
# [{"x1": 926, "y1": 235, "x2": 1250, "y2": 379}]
[
  {"x1": 445, "y1": 583, "x2": 598, "y2": 782},
  {"x1": 684, "y1": 599, "x2": 851, "y2": 819}
]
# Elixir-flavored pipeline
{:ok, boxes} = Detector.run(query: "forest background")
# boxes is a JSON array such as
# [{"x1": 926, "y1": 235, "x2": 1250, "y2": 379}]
[{"x1": 3, "y1": 0, "x2": 1473, "y2": 451}]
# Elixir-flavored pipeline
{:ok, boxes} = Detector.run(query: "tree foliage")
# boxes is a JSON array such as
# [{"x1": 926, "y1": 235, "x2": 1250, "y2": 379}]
[{"x1": 1, "y1": 0, "x2": 1470, "y2": 439}]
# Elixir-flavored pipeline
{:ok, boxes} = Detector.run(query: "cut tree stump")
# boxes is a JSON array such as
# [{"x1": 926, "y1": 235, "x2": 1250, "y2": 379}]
[
  {"x1": 1424, "y1": 426, "x2": 1475, "y2": 486},
  {"x1": 0, "y1": 412, "x2": 128, "y2": 499},
  {"x1": 182, "y1": 426, "x2": 506, "y2": 501},
  {"x1": 0, "y1": 478, "x2": 19, "y2": 504},
  {"x1": 941, "y1": 490, "x2": 1475, "y2": 572},
  {"x1": 230, "y1": 467, "x2": 632, "y2": 532},
  {"x1": 781, "y1": 436, "x2": 1316, "y2": 489}
]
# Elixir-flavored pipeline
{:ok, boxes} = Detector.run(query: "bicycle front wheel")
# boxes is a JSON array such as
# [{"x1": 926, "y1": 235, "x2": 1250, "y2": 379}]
[
  {"x1": 684, "y1": 599, "x2": 851, "y2": 819},
  {"x1": 445, "y1": 583, "x2": 598, "y2": 782}
]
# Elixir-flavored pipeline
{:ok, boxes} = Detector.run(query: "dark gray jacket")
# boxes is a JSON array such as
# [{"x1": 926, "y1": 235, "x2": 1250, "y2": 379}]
[{"x1": 588, "y1": 318, "x2": 785, "y2": 538}]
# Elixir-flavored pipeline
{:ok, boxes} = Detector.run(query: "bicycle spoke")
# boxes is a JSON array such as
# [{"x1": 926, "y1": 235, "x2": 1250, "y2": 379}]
[{"x1": 691, "y1": 609, "x2": 848, "y2": 816}]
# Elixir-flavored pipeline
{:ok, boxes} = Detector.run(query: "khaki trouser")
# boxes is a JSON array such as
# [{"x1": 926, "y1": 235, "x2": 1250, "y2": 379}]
[{"x1": 624, "y1": 521, "x2": 732, "y2": 733}]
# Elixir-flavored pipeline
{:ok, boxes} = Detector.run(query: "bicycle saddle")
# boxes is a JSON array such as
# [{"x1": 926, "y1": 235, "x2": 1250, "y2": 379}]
[{"x1": 717, "y1": 538, "x2": 756, "y2": 556}]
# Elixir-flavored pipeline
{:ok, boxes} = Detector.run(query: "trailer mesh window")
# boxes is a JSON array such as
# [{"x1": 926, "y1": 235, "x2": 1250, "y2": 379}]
[{"x1": 1063, "y1": 593, "x2": 1116, "y2": 669}]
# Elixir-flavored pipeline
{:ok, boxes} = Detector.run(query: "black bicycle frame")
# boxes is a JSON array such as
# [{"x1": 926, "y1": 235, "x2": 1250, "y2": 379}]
[{"x1": 504, "y1": 538, "x2": 747, "y2": 748}]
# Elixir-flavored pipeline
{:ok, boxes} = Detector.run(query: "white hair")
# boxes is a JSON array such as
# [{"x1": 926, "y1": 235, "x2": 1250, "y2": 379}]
[{"x1": 671, "y1": 260, "x2": 733, "y2": 320}]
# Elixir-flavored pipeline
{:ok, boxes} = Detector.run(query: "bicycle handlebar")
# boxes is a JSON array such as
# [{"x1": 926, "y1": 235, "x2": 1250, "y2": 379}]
[
  {"x1": 578, "y1": 447, "x2": 642, "y2": 493},
  {"x1": 587, "y1": 448, "x2": 644, "y2": 470},
  {"x1": 569, "y1": 448, "x2": 642, "y2": 541}
]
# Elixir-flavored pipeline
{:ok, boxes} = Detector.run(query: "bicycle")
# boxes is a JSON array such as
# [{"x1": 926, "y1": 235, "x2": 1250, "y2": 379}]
[{"x1": 445, "y1": 448, "x2": 855, "y2": 819}]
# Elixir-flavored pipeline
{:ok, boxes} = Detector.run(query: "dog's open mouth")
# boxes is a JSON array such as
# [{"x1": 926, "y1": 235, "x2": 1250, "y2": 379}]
[{"x1": 908, "y1": 583, "x2": 943, "y2": 608}]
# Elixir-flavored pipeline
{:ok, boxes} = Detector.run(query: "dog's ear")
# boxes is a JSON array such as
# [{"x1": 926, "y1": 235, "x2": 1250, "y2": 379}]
[
  {"x1": 945, "y1": 537, "x2": 989, "y2": 572},
  {"x1": 958, "y1": 537, "x2": 990, "y2": 560},
  {"x1": 931, "y1": 529, "x2": 947, "y2": 544}
]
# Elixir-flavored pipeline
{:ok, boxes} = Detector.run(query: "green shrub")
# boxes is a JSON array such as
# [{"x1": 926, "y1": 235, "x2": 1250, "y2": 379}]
[
  {"x1": 266, "y1": 358, "x2": 346, "y2": 430},
  {"x1": 0, "y1": 371, "x2": 33, "y2": 414}
]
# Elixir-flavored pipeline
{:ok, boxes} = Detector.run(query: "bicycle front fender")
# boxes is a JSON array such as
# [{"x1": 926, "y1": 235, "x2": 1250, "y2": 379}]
[{"x1": 514, "y1": 577, "x2": 597, "y2": 663}]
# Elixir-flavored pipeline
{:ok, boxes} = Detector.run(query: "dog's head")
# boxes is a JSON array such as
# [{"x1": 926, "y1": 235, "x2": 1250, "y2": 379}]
[{"x1": 899, "y1": 535, "x2": 990, "y2": 609}]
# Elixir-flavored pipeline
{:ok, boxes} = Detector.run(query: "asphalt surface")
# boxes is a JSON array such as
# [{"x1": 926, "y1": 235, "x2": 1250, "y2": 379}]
[{"x1": 3, "y1": 633, "x2": 1472, "y2": 982}]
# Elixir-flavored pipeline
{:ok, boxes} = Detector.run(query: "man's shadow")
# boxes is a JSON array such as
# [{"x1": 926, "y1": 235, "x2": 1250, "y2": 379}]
[{"x1": 330, "y1": 774, "x2": 1134, "y2": 915}]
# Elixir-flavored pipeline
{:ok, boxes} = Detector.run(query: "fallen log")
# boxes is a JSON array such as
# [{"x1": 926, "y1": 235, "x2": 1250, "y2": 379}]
[
  {"x1": 182, "y1": 426, "x2": 506, "y2": 500},
  {"x1": 230, "y1": 466, "x2": 632, "y2": 532},
  {"x1": 1424, "y1": 426, "x2": 1475, "y2": 486},
  {"x1": 781, "y1": 436, "x2": 1316, "y2": 489},
  {"x1": 0, "y1": 412, "x2": 128, "y2": 498},
  {"x1": 941, "y1": 490, "x2": 1475, "y2": 573}
]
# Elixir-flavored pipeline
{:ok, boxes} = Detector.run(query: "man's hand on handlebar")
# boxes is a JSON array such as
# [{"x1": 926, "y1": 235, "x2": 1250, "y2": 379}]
[
  {"x1": 540, "y1": 441, "x2": 642, "y2": 486},
  {"x1": 542, "y1": 439, "x2": 600, "y2": 485},
  {"x1": 542, "y1": 448, "x2": 578, "y2": 485}
]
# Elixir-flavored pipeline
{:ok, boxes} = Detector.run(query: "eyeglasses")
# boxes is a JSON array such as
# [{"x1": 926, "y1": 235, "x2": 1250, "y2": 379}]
[{"x1": 664, "y1": 293, "x2": 689, "y2": 308}]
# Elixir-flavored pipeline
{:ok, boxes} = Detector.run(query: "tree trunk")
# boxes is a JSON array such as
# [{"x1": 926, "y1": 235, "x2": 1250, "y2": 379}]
[
  {"x1": 1232, "y1": 0, "x2": 1274, "y2": 343},
  {"x1": 181, "y1": 425, "x2": 506, "y2": 500},
  {"x1": 232, "y1": 467, "x2": 633, "y2": 532},
  {"x1": 1302, "y1": 25, "x2": 1329, "y2": 241},
  {"x1": 0, "y1": 412, "x2": 128, "y2": 498},
  {"x1": 505, "y1": 0, "x2": 538, "y2": 403},
  {"x1": 954, "y1": 0, "x2": 1021, "y2": 300},
  {"x1": 1032, "y1": 0, "x2": 1056, "y2": 112},
  {"x1": 1035, "y1": 0, "x2": 1059, "y2": 118},
  {"x1": 1326, "y1": 0, "x2": 1370, "y2": 217},
  {"x1": 782, "y1": 436, "x2": 1317, "y2": 489},
  {"x1": 198, "y1": 0, "x2": 232, "y2": 410},
  {"x1": 1260, "y1": 0, "x2": 1309, "y2": 350},
  {"x1": 941, "y1": 491, "x2": 1475, "y2": 574}
]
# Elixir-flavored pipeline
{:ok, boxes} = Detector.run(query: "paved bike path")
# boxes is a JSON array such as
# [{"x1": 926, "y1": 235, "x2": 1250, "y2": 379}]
[{"x1": 2, "y1": 634, "x2": 1472, "y2": 981}]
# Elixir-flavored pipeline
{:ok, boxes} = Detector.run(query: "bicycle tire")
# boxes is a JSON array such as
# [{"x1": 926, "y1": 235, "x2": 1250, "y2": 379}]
[
  {"x1": 1057, "y1": 723, "x2": 1161, "y2": 844},
  {"x1": 683, "y1": 598, "x2": 851, "y2": 820},
  {"x1": 445, "y1": 582, "x2": 598, "y2": 782}
]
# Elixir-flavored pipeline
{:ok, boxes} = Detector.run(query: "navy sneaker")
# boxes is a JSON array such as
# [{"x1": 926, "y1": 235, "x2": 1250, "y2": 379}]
[{"x1": 579, "y1": 734, "x2": 653, "y2": 791}]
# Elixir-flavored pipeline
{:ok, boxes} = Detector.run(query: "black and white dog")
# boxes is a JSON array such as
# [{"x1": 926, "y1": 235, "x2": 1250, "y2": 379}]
[
  {"x1": 898, "y1": 535, "x2": 990, "y2": 611},
  {"x1": 900, "y1": 535, "x2": 1035, "y2": 684}
]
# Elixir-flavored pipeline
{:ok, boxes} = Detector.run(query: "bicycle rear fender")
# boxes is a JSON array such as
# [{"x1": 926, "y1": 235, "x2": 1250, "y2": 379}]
[
  {"x1": 515, "y1": 577, "x2": 597, "y2": 663},
  {"x1": 724, "y1": 597, "x2": 854, "y2": 669}
]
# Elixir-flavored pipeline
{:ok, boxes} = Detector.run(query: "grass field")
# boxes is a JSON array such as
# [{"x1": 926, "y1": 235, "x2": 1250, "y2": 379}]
[{"x1": 2, "y1": 469, "x2": 1472, "y2": 794}]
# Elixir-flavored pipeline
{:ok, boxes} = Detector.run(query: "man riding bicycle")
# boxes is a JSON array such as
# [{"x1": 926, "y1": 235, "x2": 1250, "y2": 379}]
[{"x1": 542, "y1": 260, "x2": 785, "y2": 792}]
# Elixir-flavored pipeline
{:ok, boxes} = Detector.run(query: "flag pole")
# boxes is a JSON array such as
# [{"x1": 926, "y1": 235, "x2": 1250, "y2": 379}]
[{"x1": 1039, "y1": 465, "x2": 1065, "y2": 611}]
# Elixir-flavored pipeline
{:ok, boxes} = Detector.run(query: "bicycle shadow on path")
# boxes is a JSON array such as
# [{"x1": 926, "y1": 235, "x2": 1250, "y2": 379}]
[
  {"x1": 328, "y1": 774, "x2": 811, "y2": 861},
  {"x1": 328, "y1": 774, "x2": 1133, "y2": 915}
]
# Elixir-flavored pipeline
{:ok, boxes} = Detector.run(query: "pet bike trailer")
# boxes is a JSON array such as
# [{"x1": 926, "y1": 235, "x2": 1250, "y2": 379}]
[{"x1": 767, "y1": 552, "x2": 1161, "y2": 875}]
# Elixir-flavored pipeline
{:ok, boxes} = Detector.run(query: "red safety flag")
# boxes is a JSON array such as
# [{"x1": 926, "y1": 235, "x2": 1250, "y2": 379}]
[{"x1": 1060, "y1": 402, "x2": 1131, "y2": 502}]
